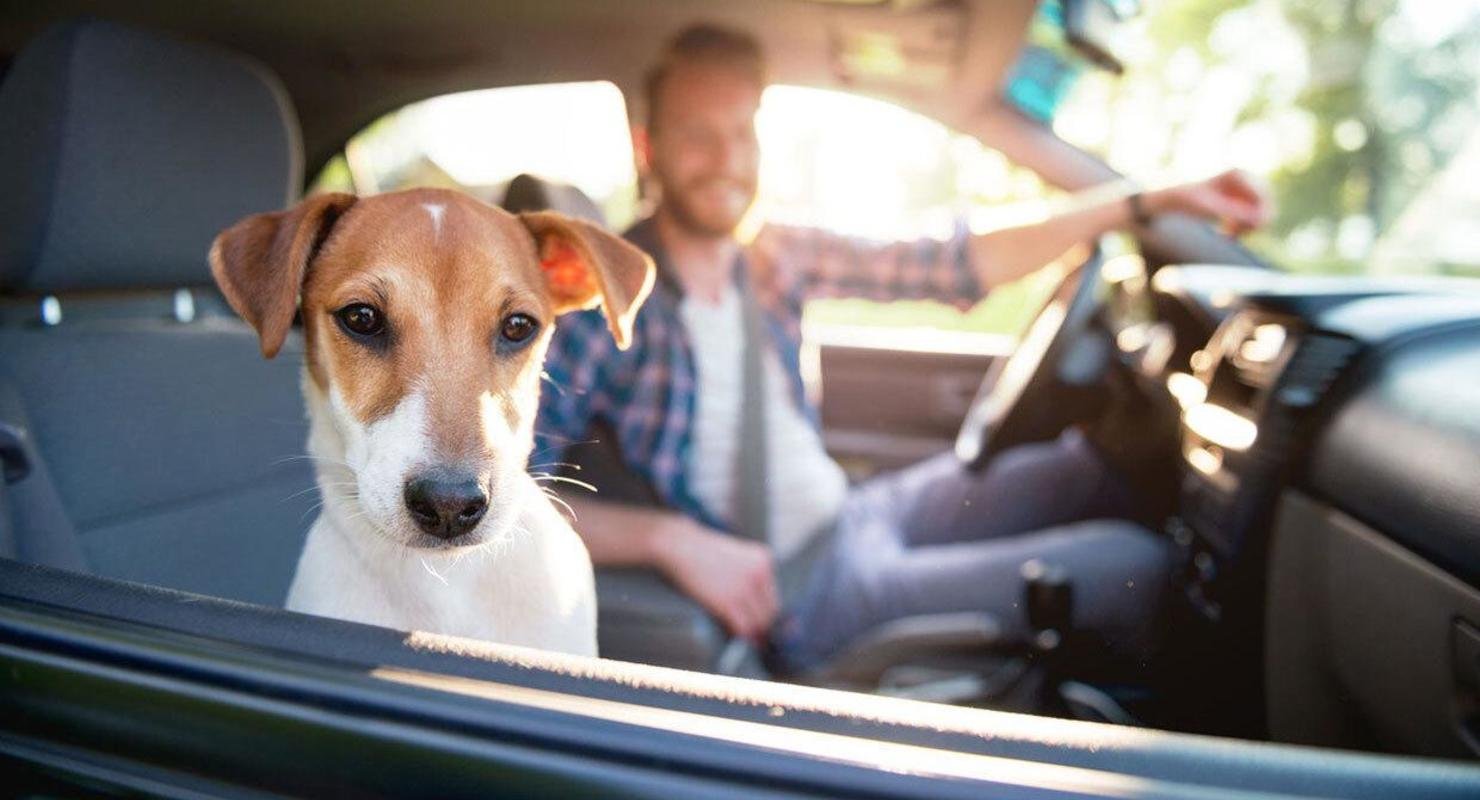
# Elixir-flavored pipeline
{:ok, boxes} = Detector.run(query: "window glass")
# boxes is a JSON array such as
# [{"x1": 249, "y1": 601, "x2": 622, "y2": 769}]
[
  {"x1": 756, "y1": 86, "x2": 1062, "y2": 343},
  {"x1": 1053, "y1": 0, "x2": 1480, "y2": 277},
  {"x1": 315, "y1": 82, "x2": 1065, "y2": 340},
  {"x1": 311, "y1": 82, "x2": 640, "y2": 227}
]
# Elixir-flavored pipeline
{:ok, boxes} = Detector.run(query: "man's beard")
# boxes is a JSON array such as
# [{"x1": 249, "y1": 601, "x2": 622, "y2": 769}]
[{"x1": 656, "y1": 172, "x2": 756, "y2": 239}]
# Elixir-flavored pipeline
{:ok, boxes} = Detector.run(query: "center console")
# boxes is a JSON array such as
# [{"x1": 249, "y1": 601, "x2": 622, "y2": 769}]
[
  {"x1": 1168, "y1": 304, "x2": 1358, "y2": 621},
  {"x1": 1127, "y1": 264, "x2": 1480, "y2": 738}
]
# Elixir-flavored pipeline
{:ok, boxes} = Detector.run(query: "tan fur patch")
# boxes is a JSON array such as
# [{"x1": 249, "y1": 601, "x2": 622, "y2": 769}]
[{"x1": 300, "y1": 190, "x2": 551, "y2": 465}]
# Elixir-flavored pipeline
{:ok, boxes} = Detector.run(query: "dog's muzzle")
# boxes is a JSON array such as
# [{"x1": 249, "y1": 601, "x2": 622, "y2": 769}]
[{"x1": 403, "y1": 470, "x2": 489, "y2": 540}]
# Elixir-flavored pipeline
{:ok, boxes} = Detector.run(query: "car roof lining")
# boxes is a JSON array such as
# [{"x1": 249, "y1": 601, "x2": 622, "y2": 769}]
[{"x1": 0, "y1": 0, "x2": 1037, "y2": 179}]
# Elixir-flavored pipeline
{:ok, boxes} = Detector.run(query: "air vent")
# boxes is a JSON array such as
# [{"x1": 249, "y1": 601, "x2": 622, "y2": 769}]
[
  {"x1": 1188, "y1": 316, "x2": 1361, "y2": 467},
  {"x1": 1273, "y1": 334, "x2": 1360, "y2": 410},
  {"x1": 1244, "y1": 332, "x2": 1361, "y2": 466},
  {"x1": 1195, "y1": 313, "x2": 1297, "y2": 427},
  {"x1": 1230, "y1": 321, "x2": 1291, "y2": 388}
]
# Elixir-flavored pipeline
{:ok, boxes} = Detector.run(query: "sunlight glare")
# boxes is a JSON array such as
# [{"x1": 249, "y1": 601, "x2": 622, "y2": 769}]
[{"x1": 410, "y1": 81, "x2": 636, "y2": 205}]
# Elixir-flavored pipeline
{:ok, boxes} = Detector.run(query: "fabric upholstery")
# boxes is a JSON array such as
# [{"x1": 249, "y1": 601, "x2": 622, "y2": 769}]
[
  {"x1": 0, "y1": 19, "x2": 301, "y2": 292},
  {"x1": 0, "y1": 19, "x2": 314, "y2": 607},
  {"x1": 500, "y1": 173, "x2": 607, "y2": 227},
  {"x1": 0, "y1": 322, "x2": 315, "y2": 605}
]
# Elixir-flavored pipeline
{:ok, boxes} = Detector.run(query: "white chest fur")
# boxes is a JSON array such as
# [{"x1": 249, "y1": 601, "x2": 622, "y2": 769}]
[
  {"x1": 285, "y1": 476, "x2": 598, "y2": 657},
  {"x1": 286, "y1": 373, "x2": 597, "y2": 657}
]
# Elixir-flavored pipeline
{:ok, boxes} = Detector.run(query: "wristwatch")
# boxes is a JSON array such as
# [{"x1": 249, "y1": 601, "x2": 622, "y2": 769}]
[{"x1": 1128, "y1": 191, "x2": 1155, "y2": 227}]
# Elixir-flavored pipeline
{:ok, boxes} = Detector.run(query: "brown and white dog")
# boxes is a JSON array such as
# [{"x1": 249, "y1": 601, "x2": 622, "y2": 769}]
[{"x1": 209, "y1": 188, "x2": 653, "y2": 656}]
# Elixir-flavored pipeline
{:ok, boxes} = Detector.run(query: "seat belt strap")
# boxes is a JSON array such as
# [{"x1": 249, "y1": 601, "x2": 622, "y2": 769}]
[
  {"x1": 734, "y1": 267, "x2": 838, "y2": 611},
  {"x1": 734, "y1": 268, "x2": 770, "y2": 545}
]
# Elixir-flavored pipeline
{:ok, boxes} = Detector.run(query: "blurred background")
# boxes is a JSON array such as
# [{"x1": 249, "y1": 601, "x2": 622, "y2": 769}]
[{"x1": 314, "y1": 0, "x2": 1480, "y2": 337}]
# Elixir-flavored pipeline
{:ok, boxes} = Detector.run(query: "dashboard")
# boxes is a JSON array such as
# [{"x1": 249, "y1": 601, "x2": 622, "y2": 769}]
[{"x1": 1101, "y1": 258, "x2": 1480, "y2": 753}]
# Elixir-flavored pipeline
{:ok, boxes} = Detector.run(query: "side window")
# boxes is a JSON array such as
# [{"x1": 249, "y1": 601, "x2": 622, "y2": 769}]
[
  {"x1": 313, "y1": 83, "x2": 1061, "y2": 341},
  {"x1": 310, "y1": 82, "x2": 639, "y2": 228},
  {"x1": 1051, "y1": 2, "x2": 1480, "y2": 278},
  {"x1": 757, "y1": 86, "x2": 1062, "y2": 343}
]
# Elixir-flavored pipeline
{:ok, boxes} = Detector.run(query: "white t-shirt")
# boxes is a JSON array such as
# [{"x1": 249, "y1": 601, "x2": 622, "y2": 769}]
[{"x1": 679, "y1": 286, "x2": 849, "y2": 560}]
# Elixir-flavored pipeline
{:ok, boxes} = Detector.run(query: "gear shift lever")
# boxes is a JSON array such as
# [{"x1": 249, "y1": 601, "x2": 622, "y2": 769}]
[
  {"x1": 1020, "y1": 559, "x2": 1142, "y2": 725},
  {"x1": 1021, "y1": 559, "x2": 1073, "y2": 713},
  {"x1": 1022, "y1": 558, "x2": 1073, "y2": 651}
]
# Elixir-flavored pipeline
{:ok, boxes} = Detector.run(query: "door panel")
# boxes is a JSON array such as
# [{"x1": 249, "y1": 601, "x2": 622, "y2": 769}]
[
  {"x1": 812, "y1": 330, "x2": 1008, "y2": 478},
  {"x1": 1267, "y1": 491, "x2": 1480, "y2": 758}
]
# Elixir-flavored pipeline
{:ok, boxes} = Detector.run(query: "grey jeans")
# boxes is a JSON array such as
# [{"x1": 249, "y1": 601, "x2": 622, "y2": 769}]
[{"x1": 774, "y1": 429, "x2": 1172, "y2": 672}]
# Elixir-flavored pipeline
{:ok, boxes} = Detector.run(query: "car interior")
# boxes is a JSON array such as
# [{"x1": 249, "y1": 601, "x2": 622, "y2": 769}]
[{"x1": 3, "y1": 1, "x2": 1480, "y2": 797}]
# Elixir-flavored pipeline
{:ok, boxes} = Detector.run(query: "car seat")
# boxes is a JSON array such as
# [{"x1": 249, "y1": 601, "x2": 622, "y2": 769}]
[{"x1": 0, "y1": 20, "x2": 315, "y2": 605}]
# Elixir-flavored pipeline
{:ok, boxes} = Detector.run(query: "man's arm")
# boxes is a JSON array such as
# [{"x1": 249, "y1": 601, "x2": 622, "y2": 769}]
[
  {"x1": 968, "y1": 170, "x2": 1271, "y2": 289},
  {"x1": 565, "y1": 495, "x2": 779, "y2": 642},
  {"x1": 753, "y1": 169, "x2": 1269, "y2": 302}
]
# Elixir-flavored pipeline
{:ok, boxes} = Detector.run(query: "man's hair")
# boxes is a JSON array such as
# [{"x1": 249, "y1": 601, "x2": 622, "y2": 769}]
[{"x1": 642, "y1": 23, "x2": 767, "y2": 131}]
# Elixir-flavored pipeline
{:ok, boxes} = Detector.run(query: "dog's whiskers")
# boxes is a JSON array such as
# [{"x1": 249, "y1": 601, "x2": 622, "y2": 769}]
[
  {"x1": 527, "y1": 461, "x2": 580, "y2": 472},
  {"x1": 281, "y1": 481, "x2": 355, "y2": 503},
  {"x1": 298, "y1": 500, "x2": 326, "y2": 524},
  {"x1": 526, "y1": 436, "x2": 598, "y2": 464},
  {"x1": 272, "y1": 453, "x2": 357, "y2": 470},
  {"x1": 418, "y1": 557, "x2": 449, "y2": 586},
  {"x1": 339, "y1": 506, "x2": 375, "y2": 524},
  {"x1": 538, "y1": 486, "x2": 578, "y2": 523},
  {"x1": 529, "y1": 473, "x2": 598, "y2": 494}
]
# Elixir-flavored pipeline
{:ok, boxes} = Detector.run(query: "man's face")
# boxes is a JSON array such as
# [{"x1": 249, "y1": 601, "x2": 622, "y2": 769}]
[{"x1": 647, "y1": 64, "x2": 761, "y2": 238}]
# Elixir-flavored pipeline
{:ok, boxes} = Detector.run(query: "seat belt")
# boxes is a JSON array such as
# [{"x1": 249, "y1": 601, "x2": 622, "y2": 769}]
[
  {"x1": 721, "y1": 267, "x2": 839, "y2": 675},
  {"x1": 713, "y1": 271, "x2": 778, "y2": 674},
  {"x1": 733, "y1": 267, "x2": 770, "y2": 545},
  {"x1": 733, "y1": 272, "x2": 835, "y2": 609}
]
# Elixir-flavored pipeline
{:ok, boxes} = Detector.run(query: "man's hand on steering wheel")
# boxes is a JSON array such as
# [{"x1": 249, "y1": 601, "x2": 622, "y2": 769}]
[{"x1": 1143, "y1": 169, "x2": 1273, "y2": 237}]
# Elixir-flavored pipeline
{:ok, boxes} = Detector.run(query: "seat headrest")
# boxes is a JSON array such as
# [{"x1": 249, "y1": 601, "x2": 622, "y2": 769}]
[
  {"x1": 501, "y1": 173, "x2": 609, "y2": 228},
  {"x1": 0, "y1": 20, "x2": 302, "y2": 293}
]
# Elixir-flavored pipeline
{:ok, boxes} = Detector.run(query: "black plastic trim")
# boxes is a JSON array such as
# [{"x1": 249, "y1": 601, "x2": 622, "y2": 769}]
[
  {"x1": 0, "y1": 600, "x2": 1213, "y2": 800},
  {"x1": 4, "y1": 559, "x2": 1480, "y2": 798}
]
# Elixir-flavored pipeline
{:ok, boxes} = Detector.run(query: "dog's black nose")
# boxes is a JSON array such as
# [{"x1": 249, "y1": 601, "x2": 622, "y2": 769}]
[{"x1": 404, "y1": 473, "x2": 488, "y2": 539}]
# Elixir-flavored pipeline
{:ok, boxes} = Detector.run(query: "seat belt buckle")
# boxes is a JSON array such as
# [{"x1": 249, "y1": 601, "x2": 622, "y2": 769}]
[{"x1": 0, "y1": 422, "x2": 32, "y2": 484}]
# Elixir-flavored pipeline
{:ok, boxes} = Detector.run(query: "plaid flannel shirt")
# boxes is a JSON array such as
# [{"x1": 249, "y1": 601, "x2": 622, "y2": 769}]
[{"x1": 534, "y1": 215, "x2": 980, "y2": 531}]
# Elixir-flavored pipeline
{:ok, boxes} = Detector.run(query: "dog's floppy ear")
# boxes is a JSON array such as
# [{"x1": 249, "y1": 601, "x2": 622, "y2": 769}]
[
  {"x1": 209, "y1": 193, "x2": 357, "y2": 359},
  {"x1": 520, "y1": 211, "x2": 656, "y2": 350}
]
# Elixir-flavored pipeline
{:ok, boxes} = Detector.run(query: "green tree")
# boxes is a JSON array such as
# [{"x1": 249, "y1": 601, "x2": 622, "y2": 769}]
[{"x1": 1082, "y1": 0, "x2": 1479, "y2": 275}]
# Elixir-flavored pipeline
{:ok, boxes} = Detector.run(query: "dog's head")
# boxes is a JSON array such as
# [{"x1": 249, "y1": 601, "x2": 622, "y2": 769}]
[{"x1": 209, "y1": 188, "x2": 653, "y2": 549}]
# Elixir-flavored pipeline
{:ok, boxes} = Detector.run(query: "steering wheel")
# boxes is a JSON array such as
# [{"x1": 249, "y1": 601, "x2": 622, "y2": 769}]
[{"x1": 955, "y1": 246, "x2": 1111, "y2": 470}]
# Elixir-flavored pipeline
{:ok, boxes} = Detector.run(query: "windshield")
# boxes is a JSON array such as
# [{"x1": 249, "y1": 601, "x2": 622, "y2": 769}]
[{"x1": 1053, "y1": 0, "x2": 1480, "y2": 277}]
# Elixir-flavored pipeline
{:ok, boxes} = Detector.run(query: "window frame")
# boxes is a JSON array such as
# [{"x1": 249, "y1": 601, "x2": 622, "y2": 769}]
[{"x1": 5, "y1": 558, "x2": 1478, "y2": 798}]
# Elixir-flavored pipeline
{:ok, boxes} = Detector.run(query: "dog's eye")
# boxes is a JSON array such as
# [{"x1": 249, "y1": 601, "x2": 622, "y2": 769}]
[
  {"x1": 336, "y1": 303, "x2": 386, "y2": 338},
  {"x1": 499, "y1": 313, "x2": 539, "y2": 345}
]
